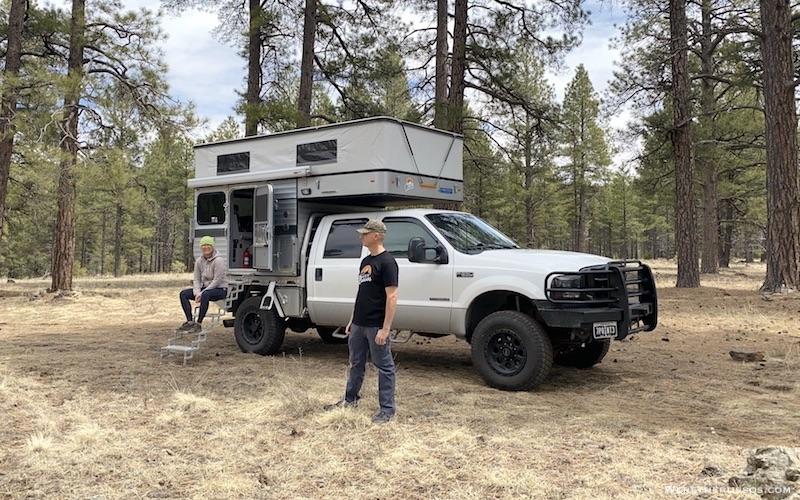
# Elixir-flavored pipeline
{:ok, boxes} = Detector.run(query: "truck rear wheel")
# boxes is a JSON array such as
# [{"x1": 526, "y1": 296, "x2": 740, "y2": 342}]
[
  {"x1": 470, "y1": 311, "x2": 553, "y2": 391},
  {"x1": 555, "y1": 339, "x2": 610, "y2": 368},
  {"x1": 233, "y1": 296, "x2": 286, "y2": 355}
]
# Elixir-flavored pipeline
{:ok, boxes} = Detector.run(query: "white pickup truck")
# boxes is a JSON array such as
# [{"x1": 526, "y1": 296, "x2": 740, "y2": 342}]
[
  {"x1": 227, "y1": 208, "x2": 658, "y2": 391},
  {"x1": 186, "y1": 117, "x2": 657, "y2": 390}
]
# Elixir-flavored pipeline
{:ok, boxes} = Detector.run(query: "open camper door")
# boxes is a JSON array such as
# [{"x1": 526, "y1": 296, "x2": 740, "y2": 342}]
[{"x1": 253, "y1": 184, "x2": 274, "y2": 270}]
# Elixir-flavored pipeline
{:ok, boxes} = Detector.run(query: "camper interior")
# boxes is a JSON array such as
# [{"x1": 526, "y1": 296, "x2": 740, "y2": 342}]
[{"x1": 229, "y1": 188, "x2": 254, "y2": 269}]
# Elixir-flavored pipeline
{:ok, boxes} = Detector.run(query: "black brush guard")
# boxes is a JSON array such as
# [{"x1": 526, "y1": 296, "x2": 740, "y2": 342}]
[{"x1": 538, "y1": 260, "x2": 658, "y2": 340}]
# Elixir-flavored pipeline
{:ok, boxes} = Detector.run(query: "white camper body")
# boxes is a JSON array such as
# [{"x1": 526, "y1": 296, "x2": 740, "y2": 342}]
[{"x1": 189, "y1": 116, "x2": 464, "y2": 277}]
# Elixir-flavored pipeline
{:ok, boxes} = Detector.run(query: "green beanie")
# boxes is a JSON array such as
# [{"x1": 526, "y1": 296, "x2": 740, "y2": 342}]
[{"x1": 199, "y1": 235, "x2": 215, "y2": 247}]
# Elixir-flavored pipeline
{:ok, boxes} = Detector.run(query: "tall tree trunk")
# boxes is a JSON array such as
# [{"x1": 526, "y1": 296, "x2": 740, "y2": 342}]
[
  {"x1": 50, "y1": 0, "x2": 86, "y2": 292},
  {"x1": 669, "y1": 0, "x2": 699, "y2": 288},
  {"x1": 0, "y1": 0, "x2": 26, "y2": 241},
  {"x1": 433, "y1": 0, "x2": 449, "y2": 130},
  {"x1": 699, "y1": 0, "x2": 719, "y2": 274},
  {"x1": 448, "y1": 0, "x2": 467, "y2": 134},
  {"x1": 100, "y1": 210, "x2": 107, "y2": 274},
  {"x1": 113, "y1": 202, "x2": 123, "y2": 277},
  {"x1": 297, "y1": 0, "x2": 316, "y2": 127},
  {"x1": 759, "y1": 0, "x2": 800, "y2": 292},
  {"x1": 245, "y1": 0, "x2": 263, "y2": 136},
  {"x1": 522, "y1": 125, "x2": 535, "y2": 247},
  {"x1": 718, "y1": 198, "x2": 733, "y2": 268}
]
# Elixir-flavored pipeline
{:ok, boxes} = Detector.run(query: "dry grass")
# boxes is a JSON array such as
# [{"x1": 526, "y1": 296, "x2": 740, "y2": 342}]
[{"x1": 0, "y1": 261, "x2": 798, "y2": 499}]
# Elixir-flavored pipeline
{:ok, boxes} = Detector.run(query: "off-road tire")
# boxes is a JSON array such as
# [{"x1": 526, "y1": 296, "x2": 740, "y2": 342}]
[
  {"x1": 555, "y1": 339, "x2": 611, "y2": 368},
  {"x1": 470, "y1": 311, "x2": 553, "y2": 391},
  {"x1": 317, "y1": 326, "x2": 347, "y2": 344},
  {"x1": 233, "y1": 296, "x2": 286, "y2": 355}
]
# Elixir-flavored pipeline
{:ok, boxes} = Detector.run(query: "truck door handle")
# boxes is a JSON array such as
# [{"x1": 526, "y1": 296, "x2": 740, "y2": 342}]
[{"x1": 315, "y1": 268, "x2": 323, "y2": 281}]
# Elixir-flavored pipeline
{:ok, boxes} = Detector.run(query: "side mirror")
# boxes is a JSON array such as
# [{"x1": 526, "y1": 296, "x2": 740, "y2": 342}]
[
  {"x1": 408, "y1": 237, "x2": 449, "y2": 264},
  {"x1": 408, "y1": 237, "x2": 426, "y2": 263}
]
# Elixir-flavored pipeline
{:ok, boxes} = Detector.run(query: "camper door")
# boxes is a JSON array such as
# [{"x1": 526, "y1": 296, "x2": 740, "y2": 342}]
[
  {"x1": 194, "y1": 189, "x2": 228, "y2": 261},
  {"x1": 253, "y1": 184, "x2": 274, "y2": 270}
]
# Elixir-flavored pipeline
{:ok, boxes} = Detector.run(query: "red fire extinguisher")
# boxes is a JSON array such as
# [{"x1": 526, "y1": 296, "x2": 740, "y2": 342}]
[{"x1": 242, "y1": 247, "x2": 252, "y2": 268}]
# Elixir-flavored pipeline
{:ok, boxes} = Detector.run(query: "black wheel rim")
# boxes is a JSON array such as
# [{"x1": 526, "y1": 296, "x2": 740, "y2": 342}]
[
  {"x1": 485, "y1": 328, "x2": 527, "y2": 376},
  {"x1": 242, "y1": 311, "x2": 264, "y2": 345}
]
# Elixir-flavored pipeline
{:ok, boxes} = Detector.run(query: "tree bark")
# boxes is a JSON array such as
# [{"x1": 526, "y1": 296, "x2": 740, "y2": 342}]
[
  {"x1": 100, "y1": 210, "x2": 107, "y2": 275},
  {"x1": 113, "y1": 202, "x2": 122, "y2": 277},
  {"x1": 699, "y1": 0, "x2": 719, "y2": 274},
  {"x1": 669, "y1": 0, "x2": 699, "y2": 288},
  {"x1": 522, "y1": 122, "x2": 535, "y2": 247},
  {"x1": 245, "y1": 0, "x2": 263, "y2": 136},
  {"x1": 50, "y1": 0, "x2": 86, "y2": 291},
  {"x1": 433, "y1": 0, "x2": 449, "y2": 130},
  {"x1": 297, "y1": 0, "x2": 317, "y2": 128},
  {"x1": 448, "y1": 0, "x2": 467, "y2": 134},
  {"x1": 718, "y1": 199, "x2": 733, "y2": 268},
  {"x1": 759, "y1": 0, "x2": 800, "y2": 292},
  {"x1": 0, "y1": 0, "x2": 26, "y2": 242}
]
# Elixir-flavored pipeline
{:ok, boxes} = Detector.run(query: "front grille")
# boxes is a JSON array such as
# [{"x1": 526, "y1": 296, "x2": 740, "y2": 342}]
[{"x1": 545, "y1": 260, "x2": 658, "y2": 336}]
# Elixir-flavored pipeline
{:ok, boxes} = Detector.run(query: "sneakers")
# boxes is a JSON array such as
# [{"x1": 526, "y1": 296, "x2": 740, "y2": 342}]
[
  {"x1": 176, "y1": 321, "x2": 194, "y2": 332},
  {"x1": 323, "y1": 399, "x2": 359, "y2": 411},
  {"x1": 371, "y1": 411, "x2": 395, "y2": 424},
  {"x1": 177, "y1": 321, "x2": 201, "y2": 333}
]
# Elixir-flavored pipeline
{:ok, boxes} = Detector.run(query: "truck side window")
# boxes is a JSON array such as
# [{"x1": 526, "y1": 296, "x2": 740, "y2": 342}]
[
  {"x1": 383, "y1": 218, "x2": 438, "y2": 259},
  {"x1": 197, "y1": 192, "x2": 226, "y2": 225},
  {"x1": 323, "y1": 219, "x2": 367, "y2": 258}
]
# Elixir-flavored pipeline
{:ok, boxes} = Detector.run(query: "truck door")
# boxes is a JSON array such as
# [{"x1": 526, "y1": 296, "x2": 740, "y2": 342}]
[
  {"x1": 253, "y1": 184, "x2": 274, "y2": 270},
  {"x1": 306, "y1": 216, "x2": 370, "y2": 327},
  {"x1": 381, "y1": 216, "x2": 452, "y2": 333}
]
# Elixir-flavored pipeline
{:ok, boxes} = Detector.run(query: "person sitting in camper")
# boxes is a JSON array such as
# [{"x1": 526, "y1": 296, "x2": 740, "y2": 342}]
[{"x1": 178, "y1": 236, "x2": 228, "y2": 333}]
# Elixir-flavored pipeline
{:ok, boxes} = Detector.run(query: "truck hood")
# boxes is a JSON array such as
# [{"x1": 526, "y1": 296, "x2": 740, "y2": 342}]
[{"x1": 463, "y1": 248, "x2": 610, "y2": 274}]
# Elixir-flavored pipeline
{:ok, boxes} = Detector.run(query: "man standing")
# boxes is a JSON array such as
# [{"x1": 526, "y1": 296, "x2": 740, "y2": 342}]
[
  {"x1": 178, "y1": 235, "x2": 228, "y2": 333},
  {"x1": 325, "y1": 219, "x2": 399, "y2": 423}
]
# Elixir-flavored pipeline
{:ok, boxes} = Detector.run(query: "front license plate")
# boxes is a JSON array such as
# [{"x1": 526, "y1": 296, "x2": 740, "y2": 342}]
[{"x1": 593, "y1": 321, "x2": 618, "y2": 339}]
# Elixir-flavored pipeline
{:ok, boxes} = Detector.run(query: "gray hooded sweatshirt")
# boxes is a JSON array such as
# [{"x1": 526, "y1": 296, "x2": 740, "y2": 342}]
[{"x1": 193, "y1": 249, "x2": 228, "y2": 295}]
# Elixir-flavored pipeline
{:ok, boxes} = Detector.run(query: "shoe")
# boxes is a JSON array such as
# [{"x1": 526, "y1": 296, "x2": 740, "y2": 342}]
[
  {"x1": 371, "y1": 411, "x2": 394, "y2": 424},
  {"x1": 186, "y1": 322, "x2": 202, "y2": 333},
  {"x1": 176, "y1": 321, "x2": 194, "y2": 332},
  {"x1": 323, "y1": 399, "x2": 358, "y2": 411}
]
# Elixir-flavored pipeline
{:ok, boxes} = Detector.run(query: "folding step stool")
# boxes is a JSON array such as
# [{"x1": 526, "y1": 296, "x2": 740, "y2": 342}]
[{"x1": 160, "y1": 299, "x2": 228, "y2": 365}]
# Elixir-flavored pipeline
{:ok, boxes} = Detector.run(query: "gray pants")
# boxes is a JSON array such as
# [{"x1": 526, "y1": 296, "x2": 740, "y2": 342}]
[{"x1": 345, "y1": 323, "x2": 396, "y2": 415}]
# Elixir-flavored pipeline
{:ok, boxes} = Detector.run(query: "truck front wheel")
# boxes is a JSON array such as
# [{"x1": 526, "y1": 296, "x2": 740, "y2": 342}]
[
  {"x1": 555, "y1": 339, "x2": 610, "y2": 368},
  {"x1": 471, "y1": 311, "x2": 553, "y2": 391},
  {"x1": 234, "y1": 296, "x2": 286, "y2": 355}
]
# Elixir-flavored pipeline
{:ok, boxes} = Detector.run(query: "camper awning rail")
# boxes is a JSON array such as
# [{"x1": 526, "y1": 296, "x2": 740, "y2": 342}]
[{"x1": 188, "y1": 166, "x2": 311, "y2": 188}]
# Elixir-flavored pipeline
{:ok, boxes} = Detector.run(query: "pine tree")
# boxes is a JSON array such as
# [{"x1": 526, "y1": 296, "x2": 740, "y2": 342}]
[{"x1": 560, "y1": 65, "x2": 610, "y2": 253}]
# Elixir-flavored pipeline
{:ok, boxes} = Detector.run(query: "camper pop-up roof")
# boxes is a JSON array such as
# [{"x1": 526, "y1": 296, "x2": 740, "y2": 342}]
[{"x1": 190, "y1": 116, "x2": 464, "y2": 205}]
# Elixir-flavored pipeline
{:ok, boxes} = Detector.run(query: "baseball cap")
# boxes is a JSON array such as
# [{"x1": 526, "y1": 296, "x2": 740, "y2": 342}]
[
  {"x1": 356, "y1": 219, "x2": 387, "y2": 234},
  {"x1": 199, "y1": 235, "x2": 215, "y2": 247}
]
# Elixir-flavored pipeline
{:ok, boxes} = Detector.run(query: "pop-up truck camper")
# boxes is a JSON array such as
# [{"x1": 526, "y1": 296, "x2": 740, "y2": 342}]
[{"x1": 163, "y1": 116, "x2": 658, "y2": 391}]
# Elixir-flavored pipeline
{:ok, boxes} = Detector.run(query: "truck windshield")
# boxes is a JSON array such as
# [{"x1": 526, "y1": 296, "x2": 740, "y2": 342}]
[{"x1": 426, "y1": 213, "x2": 519, "y2": 253}]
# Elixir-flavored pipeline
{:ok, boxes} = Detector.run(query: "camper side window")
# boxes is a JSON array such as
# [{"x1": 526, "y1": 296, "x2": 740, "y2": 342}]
[
  {"x1": 323, "y1": 219, "x2": 367, "y2": 259},
  {"x1": 197, "y1": 192, "x2": 226, "y2": 225}
]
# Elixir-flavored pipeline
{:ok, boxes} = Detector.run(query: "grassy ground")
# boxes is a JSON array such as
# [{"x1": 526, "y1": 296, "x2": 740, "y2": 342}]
[{"x1": 0, "y1": 261, "x2": 798, "y2": 499}]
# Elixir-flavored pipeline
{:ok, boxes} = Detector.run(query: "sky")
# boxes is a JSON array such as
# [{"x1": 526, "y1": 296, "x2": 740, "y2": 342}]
[{"x1": 49, "y1": 0, "x2": 631, "y2": 141}]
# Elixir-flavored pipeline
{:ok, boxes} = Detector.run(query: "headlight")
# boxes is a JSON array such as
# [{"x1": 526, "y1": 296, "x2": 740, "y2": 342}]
[
  {"x1": 550, "y1": 275, "x2": 583, "y2": 300},
  {"x1": 551, "y1": 275, "x2": 582, "y2": 289}
]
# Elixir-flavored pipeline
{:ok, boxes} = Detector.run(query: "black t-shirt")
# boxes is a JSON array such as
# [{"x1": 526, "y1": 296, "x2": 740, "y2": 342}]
[{"x1": 352, "y1": 250, "x2": 399, "y2": 328}]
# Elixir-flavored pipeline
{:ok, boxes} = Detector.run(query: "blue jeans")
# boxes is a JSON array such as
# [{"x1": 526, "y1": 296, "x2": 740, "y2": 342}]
[
  {"x1": 345, "y1": 323, "x2": 396, "y2": 415},
  {"x1": 180, "y1": 287, "x2": 227, "y2": 323}
]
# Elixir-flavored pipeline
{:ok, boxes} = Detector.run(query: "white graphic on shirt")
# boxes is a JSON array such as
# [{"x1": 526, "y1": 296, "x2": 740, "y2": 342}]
[{"x1": 358, "y1": 264, "x2": 373, "y2": 284}]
